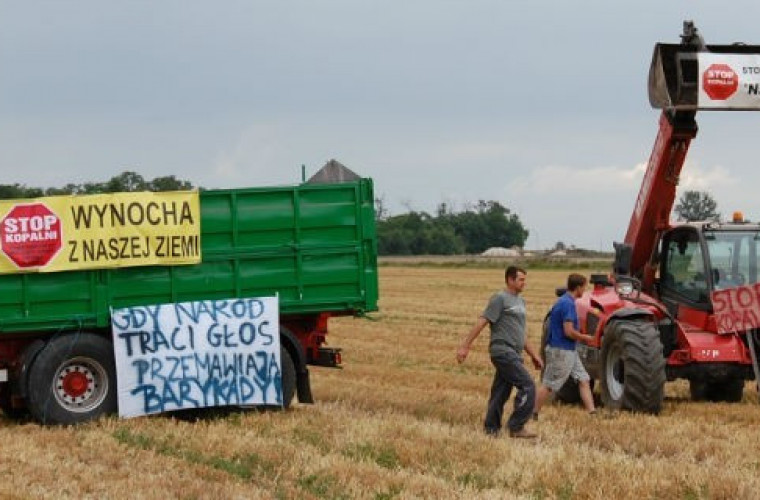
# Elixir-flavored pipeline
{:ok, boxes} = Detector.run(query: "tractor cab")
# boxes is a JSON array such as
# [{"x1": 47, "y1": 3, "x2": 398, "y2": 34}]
[{"x1": 657, "y1": 219, "x2": 760, "y2": 319}]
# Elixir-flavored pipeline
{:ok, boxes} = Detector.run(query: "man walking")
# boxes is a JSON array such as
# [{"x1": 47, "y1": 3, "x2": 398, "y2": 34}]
[
  {"x1": 456, "y1": 266, "x2": 543, "y2": 438},
  {"x1": 534, "y1": 273, "x2": 596, "y2": 417}
]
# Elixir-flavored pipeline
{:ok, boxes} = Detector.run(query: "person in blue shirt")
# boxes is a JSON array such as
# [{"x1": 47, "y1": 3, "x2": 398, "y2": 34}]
[{"x1": 533, "y1": 273, "x2": 596, "y2": 417}]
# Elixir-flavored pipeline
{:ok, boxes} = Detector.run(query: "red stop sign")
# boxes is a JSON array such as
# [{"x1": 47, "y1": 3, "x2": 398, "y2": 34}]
[
  {"x1": 0, "y1": 203, "x2": 62, "y2": 268},
  {"x1": 703, "y1": 63, "x2": 739, "y2": 100}
]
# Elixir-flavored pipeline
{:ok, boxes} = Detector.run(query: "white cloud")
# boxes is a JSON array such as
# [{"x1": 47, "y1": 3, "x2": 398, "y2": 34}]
[
  {"x1": 511, "y1": 161, "x2": 737, "y2": 197},
  {"x1": 677, "y1": 164, "x2": 737, "y2": 190},
  {"x1": 505, "y1": 161, "x2": 740, "y2": 250},
  {"x1": 510, "y1": 163, "x2": 646, "y2": 194}
]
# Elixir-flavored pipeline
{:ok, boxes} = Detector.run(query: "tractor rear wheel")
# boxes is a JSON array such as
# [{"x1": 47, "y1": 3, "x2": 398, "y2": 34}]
[
  {"x1": 689, "y1": 378, "x2": 744, "y2": 403},
  {"x1": 721, "y1": 378, "x2": 745, "y2": 402},
  {"x1": 689, "y1": 380, "x2": 710, "y2": 401},
  {"x1": 600, "y1": 320, "x2": 665, "y2": 414}
]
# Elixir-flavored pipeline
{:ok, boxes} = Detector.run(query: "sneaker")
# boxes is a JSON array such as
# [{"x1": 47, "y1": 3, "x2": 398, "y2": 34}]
[{"x1": 509, "y1": 428, "x2": 537, "y2": 439}]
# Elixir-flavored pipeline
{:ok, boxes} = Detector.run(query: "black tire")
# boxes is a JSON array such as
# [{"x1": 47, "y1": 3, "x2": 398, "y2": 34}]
[
  {"x1": 722, "y1": 378, "x2": 745, "y2": 402},
  {"x1": 26, "y1": 333, "x2": 116, "y2": 425},
  {"x1": 280, "y1": 346, "x2": 296, "y2": 409},
  {"x1": 600, "y1": 320, "x2": 665, "y2": 414},
  {"x1": 690, "y1": 378, "x2": 744, "y2": 403},
  {"x1": 689, "y1": 380, "x2": 710, "y2": 402},
  {"x1": 540, "y1": 316, "x2": 582, "y2": 404}
]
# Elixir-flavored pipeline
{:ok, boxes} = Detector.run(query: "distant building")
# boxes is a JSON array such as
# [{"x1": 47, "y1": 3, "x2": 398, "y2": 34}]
[
  {"x1": 307, "y1": 159, "x2": 361, "y2": 184},
  {"x1": 481, "y1": 247, "x2": 521, "y2": 257}
]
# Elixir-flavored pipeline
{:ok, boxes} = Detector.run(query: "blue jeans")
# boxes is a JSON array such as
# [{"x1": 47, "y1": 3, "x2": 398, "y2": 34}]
[{"x1": 484, "y1": 349, "x2": 536, "y2": 434}]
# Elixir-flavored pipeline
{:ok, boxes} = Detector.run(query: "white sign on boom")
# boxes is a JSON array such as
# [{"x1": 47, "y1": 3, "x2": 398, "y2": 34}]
[{"x1": 698, "y1": 53, "x2": 760, "y2": 109}]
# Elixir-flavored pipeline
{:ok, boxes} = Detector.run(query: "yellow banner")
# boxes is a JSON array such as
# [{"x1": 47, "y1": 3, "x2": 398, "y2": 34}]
[{"x1": 0, "y1": 191, "x2": 201, "y2": 273}]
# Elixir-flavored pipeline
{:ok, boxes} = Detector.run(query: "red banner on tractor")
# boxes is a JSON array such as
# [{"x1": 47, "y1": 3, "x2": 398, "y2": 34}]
[{"x1": 712, "y1": 284, "x2": 760, "y2": 334}]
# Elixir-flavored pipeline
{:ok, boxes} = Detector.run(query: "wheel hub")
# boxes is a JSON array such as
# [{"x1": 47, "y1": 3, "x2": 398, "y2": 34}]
[
  {"x1": 606, "y1": 345, "x2": 625, "y2": 401},
  {"x1": 53, "y1": 357, "x2": 108, "y2": 413},
  {"x1": 60, "y1": 368, "x2": 92, "y2": 399}
]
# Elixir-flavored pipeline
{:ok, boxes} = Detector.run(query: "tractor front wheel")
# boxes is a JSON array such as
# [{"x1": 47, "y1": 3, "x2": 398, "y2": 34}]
[{"x1": 600, "y1": 320, "x2": 665, "y2": 414}]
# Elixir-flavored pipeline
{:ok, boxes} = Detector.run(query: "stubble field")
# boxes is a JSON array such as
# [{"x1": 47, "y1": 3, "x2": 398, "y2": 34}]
[{"x1": 1, "y1": 266, "x2": 759, "y2": 499}]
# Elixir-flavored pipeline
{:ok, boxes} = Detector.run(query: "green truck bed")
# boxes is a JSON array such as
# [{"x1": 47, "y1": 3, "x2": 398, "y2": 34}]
[{"x1": 0, "y1": 179, "x2": 378, "y2": 334}]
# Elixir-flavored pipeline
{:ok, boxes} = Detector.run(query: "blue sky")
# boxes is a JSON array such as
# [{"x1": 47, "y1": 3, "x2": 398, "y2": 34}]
[{"x1": 2, "y1": 2, "x2": 760, "y2": 250}]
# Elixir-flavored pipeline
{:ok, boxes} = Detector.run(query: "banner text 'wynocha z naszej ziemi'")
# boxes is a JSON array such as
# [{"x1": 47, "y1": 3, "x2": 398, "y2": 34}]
[{"x1": 0, "y1": 191, "x2": 201, "y2": 273}]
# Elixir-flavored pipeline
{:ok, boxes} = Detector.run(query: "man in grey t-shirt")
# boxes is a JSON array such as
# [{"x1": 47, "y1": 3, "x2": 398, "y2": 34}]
[{"x1": 456, "y1": 266, "x2": 543, "y2": 438}]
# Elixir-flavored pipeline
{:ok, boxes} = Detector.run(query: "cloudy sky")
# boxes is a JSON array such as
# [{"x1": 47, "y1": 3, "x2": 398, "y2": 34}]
[{"x1": 2, "y1": 2, "x2": 760, "y2": 250}]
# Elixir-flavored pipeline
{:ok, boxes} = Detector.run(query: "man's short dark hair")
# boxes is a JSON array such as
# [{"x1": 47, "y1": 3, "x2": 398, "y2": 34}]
[
  {"x1": 505, "y1": 265, "x2": 527, "y2": 282},
  {"x1": 567, "y1": 273, "x2": 587, "y2": 291}
]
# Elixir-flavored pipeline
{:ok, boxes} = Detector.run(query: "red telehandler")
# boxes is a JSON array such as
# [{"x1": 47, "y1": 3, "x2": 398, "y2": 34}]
[{"x1": 547, "y1": 21, "x2": 760, "y2": 413}]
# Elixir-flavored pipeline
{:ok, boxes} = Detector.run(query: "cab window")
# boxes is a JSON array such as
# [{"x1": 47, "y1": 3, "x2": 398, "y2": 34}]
[
  {"x1": 661, "y1": 230, "x2": 708, "y2": 303},
  {"x1": 705, "y1": 231, "x2": 758, "y2": 288}
]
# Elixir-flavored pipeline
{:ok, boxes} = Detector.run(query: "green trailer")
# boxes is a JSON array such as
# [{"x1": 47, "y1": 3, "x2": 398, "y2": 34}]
[{"x1": 0, "y1": 178, "x2": 378, "y2": 424}]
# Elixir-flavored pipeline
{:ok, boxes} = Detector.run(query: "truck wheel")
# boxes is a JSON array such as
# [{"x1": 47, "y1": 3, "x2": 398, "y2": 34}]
[
  {"x1": 600, "y1": 320, "x2": 665, "y2": 414},
  {"x1": 540, "y1": 315, "x2": 583, "y2": 405},
  {"x1": 281, "y1": 347, "x2": 296, "y2": 409},
  {"x1": 27, "y1": 333, "x2": 116, "y2": 425}
]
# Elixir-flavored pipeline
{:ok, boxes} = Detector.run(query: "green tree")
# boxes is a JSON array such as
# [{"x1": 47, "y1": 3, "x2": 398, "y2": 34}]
[
  {"x1": 376, "y1": 200, "x2": 528, "y2": 255},
  {"x1": 425, "y1": 224, "x2": 464, "y2": 254},
  {"x1": 448, "y1": 201, "x2": 528, "y2": 254},
  {"x1": 0, "y1": 184, "x2": 29, "y2": 199},
  {"x1": 674, "y1": 190, "x2": 720, "y2": 222},
  {"x1": 104, "y1": 171, "x2": 147, "y2": 192},
  {"x1": 148, "y1": 175, "x2": 193, "y2": 192}
]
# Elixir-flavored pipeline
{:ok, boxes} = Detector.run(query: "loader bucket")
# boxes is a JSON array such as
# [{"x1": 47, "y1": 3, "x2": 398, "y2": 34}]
[{"x1": 648, "y1": 42, "x2": 760, "y2": 110}]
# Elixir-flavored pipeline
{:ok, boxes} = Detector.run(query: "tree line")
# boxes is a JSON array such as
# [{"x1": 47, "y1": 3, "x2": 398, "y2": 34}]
[
  {"x1": 374, "y1": 189, "x2": 721, "y2": 256},
  {"x1": 0, "y1": 171, "x2": 193, "y2": 199},
  {"x1": 1, "y1": 171, "x2": 720, "y2": 256},
  {"x1": 376, "y1": 199, "x2": 529, "y2": 255}
]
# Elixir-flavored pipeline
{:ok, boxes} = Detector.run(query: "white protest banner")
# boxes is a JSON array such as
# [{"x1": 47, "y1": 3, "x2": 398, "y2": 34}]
[
  {"x1": 698, "y1": 53, "x2": 760, "y2": 109},
  {"x1": 111, "y1": 296, "x2": 281, "y2": 418}
]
